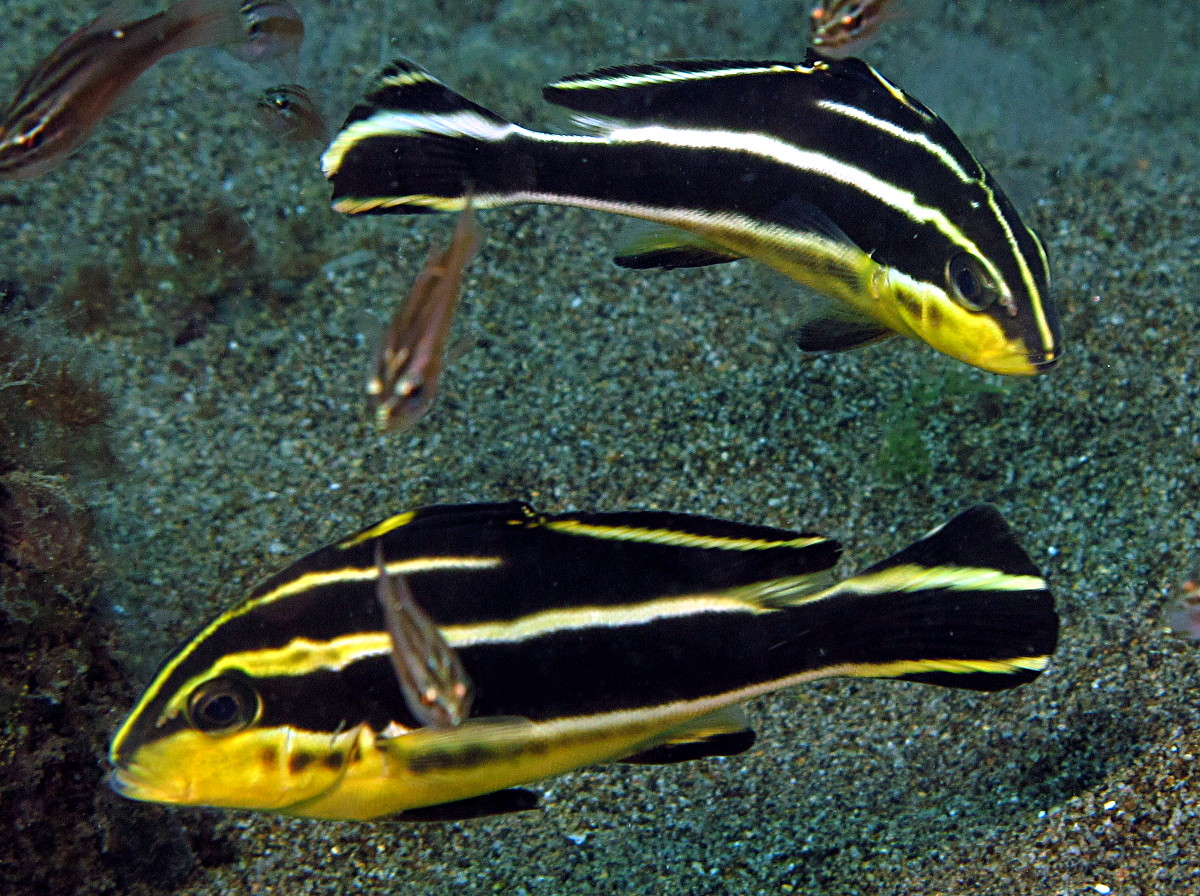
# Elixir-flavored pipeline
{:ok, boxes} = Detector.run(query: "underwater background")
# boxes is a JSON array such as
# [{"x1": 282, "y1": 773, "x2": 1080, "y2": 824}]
[{"x1": 1, "y1": 0, "x2": 1198, "y2": 892}]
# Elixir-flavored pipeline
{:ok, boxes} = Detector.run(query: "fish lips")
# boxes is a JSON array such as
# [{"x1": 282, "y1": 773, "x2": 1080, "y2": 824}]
[{"x1": 106, "y1": 762, "x2": 177, "y2": 804}]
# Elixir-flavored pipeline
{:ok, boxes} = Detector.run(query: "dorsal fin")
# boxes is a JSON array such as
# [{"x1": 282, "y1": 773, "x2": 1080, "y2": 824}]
[
  {"x1": 543, "y1": 59, "x2": 805, "y2": 124},
  {"x1": 358, "y1": 59, "x2": 508, "y2": 122}
]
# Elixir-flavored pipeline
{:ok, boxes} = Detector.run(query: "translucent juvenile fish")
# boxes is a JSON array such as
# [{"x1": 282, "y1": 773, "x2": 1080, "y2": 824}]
[
  {"x1": 375, "y1": 541, "x2": 474, "y2": 729},
  {"x1": 0, "y1": 0, "x2": 242, "y2": 179},
  {"x1": 255, "y1": 83, "x2": 326, "y2": 142},
  {"x1": 237, "y1": 0, "x2": 303, "y2": 69},
  {"x1": 367, "y1": 199, "x2": 481, "y2": 433},
  {"x1": 809, "y1": 0, "x2": 899, "y2": 55},
  {"x1": 1167, "y1": 577, "x2": 1200, "y2": 642}
]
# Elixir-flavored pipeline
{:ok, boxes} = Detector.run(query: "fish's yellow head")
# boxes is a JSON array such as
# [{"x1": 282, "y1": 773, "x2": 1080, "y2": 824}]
[
  {"x1": 862, "y1": 122, "x2": 1062, "y2": 376},
  {"x1": 872, "y1": 230, "x2": 1059, "y2": 376},
  {"x1": 107, "y1": 545, "x2": 436, "y2": 820},
  {"x1": 109, "y1": 666, "x2": 375, "y2": 816}
]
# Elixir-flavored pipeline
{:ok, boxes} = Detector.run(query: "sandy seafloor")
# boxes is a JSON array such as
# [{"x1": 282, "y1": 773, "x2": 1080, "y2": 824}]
[{"x1": 1, "y1": 0, "x2": 1199, "y2": 893}]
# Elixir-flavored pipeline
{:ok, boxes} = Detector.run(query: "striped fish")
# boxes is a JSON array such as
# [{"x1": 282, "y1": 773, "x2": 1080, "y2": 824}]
[
  {"x1": 0, "y1": 0, "x2": 242, "y2": 179},
  {"x1": 1167, "y1": 576, "x2": 1200, "y2": 642},
  {"x1": 236, "y1": 0, "x2": 304, "y2": 74},
  {"x1": 809, "y1": 0, "x2": 901, "y2": 56},
  {"x1": 255, "y1": 83, "x2": 327, "y2": 143},
  {"x1": 367, "y1": 197, "x2": 481, "y2": 433},
  {"x1": 109, "y1": 502, "x2": 1058, "y2": 821},
  {"x1": 322, "y1": 55, "x2": 1061, "y2": 376}
]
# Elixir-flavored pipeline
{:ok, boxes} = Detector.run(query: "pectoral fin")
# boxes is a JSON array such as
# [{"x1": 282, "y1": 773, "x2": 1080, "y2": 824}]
[
  {"x1": 767, "y1": 197, "x2": 857, "y2": 246},
  {"x1": 792, "y1": 314, "x2": 894, "y2": 352}
]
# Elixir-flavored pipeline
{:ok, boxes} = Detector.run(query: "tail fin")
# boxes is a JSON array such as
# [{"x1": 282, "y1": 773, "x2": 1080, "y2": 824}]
[
  {"x1": 322, "y1": 60, "x2": 521, "y2": 215},
  {"x1": 786, "y1": 506, "x2": 1058, "y2": 692}
]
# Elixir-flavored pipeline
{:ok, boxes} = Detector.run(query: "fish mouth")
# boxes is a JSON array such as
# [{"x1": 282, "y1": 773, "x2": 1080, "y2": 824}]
[
  {"x1": 1028, "y1": 344, "x2": 1060, "y2": 373},
  {"x1": 107, "y1": 765, "x2": 144, "y2": 798},
  {"x1": 1031, "y1": 355, "x2": 1058, "y2": 373},
  {"x1": 970, "y1": 341, "x2": 1059, "y2": 376},
  {"x1": 107, "y1": 764, "x2": 150, "y2": 799},
  {"x1": 107, "y1": 762, "x2": 188, "y2": 805}
]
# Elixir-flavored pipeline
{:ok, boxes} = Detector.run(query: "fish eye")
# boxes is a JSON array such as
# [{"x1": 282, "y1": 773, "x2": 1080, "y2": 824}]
[
  {"x1": 397, "y1": 374, "x2": 426, "y2": 400},
  {"x1": 187, "y1": 675, "x2": 261, "y2": 735},
  {"x1": 945, "y1": 252, "x2": 997, "y2": 311}
]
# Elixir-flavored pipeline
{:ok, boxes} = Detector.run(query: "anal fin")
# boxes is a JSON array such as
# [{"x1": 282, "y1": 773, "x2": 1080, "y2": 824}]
[
  {"x1": 613, "y1": 221, "x2": 743, "y2": 270},
  {"x1": 619, "y1": 706, "x2": 756, "y2": 765},
  {"x1": 621, "y1": 729, "x2": 756, "y2": 764},
  {"x1": 397, "y1": 788, "x2": 540, "y2": 822},
  {"x1": 615, "y1": 246, "x2": 743, "y2": 270}
]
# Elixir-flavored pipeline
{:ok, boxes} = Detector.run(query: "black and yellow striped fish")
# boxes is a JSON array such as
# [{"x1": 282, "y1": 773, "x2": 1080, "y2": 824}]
[
  {"x1": 109, "y1": 502, "x2": 1057, "y2": 821},
  {"x1": 322, "y1": 54, "x2": 1061, "y2": 375}
]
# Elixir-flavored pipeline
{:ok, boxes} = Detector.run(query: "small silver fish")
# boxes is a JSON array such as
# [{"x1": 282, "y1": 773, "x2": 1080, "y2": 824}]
[
  {"x1": 375, "y1": 541, "x2": 473, "y2": 729},
  {"x1": 255, "y1": 83, "x2": 326, "y2": 142},
  {"x1": 0, "y1": 0, "x2": 242, "y2": 179},
  {"x1": 367, "y1": 198, "x2": 481, "y2": 433},
  {"x1": 237, "y1": 0, "x2": 303, "y2": 68}
]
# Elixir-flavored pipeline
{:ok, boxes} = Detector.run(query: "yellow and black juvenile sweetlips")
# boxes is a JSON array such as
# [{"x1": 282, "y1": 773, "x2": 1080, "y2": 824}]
[
  {"x1": 323, "y1": 55, "x2": 1061, "y2": 375},
  {"x1": 109, "y1": 503, "x2": 1057, "y2": 821}
]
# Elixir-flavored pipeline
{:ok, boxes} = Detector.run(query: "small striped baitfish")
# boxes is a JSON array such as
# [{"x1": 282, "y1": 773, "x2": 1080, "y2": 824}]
[
  {"x1": 322, "y1": 54, "x2": 1061, "y2": 376},
  {"x1": 1167, "y1": 576, "x2": 1200, "y2": 642},
  {"x1": 809, "y1": 0, "x2": 900, "y2": 56},
  {"x1": 236, "y1": 0, "x2": 304, "y2": 68},
  {"x1": 256, "y1": 83, "x2": 327, "y2": 144},
  {"x1": 367, "y1": 197, "x2": 481, "y2": 433},
  {"x1": 109, "y1": 502, "x2": 1058, "y2": 821},
  {"x1": 0, "y1": 0, "x2": 242, "y2": 179}
]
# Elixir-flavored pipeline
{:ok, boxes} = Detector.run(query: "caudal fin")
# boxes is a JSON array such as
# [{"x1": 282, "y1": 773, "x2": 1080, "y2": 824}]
[
  {"x1": 322, "y1": 60, "x2": 522, "y2": 215},
  {"x1": 781, "y1": 506, "x2": 1058, "y2": 692}
]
